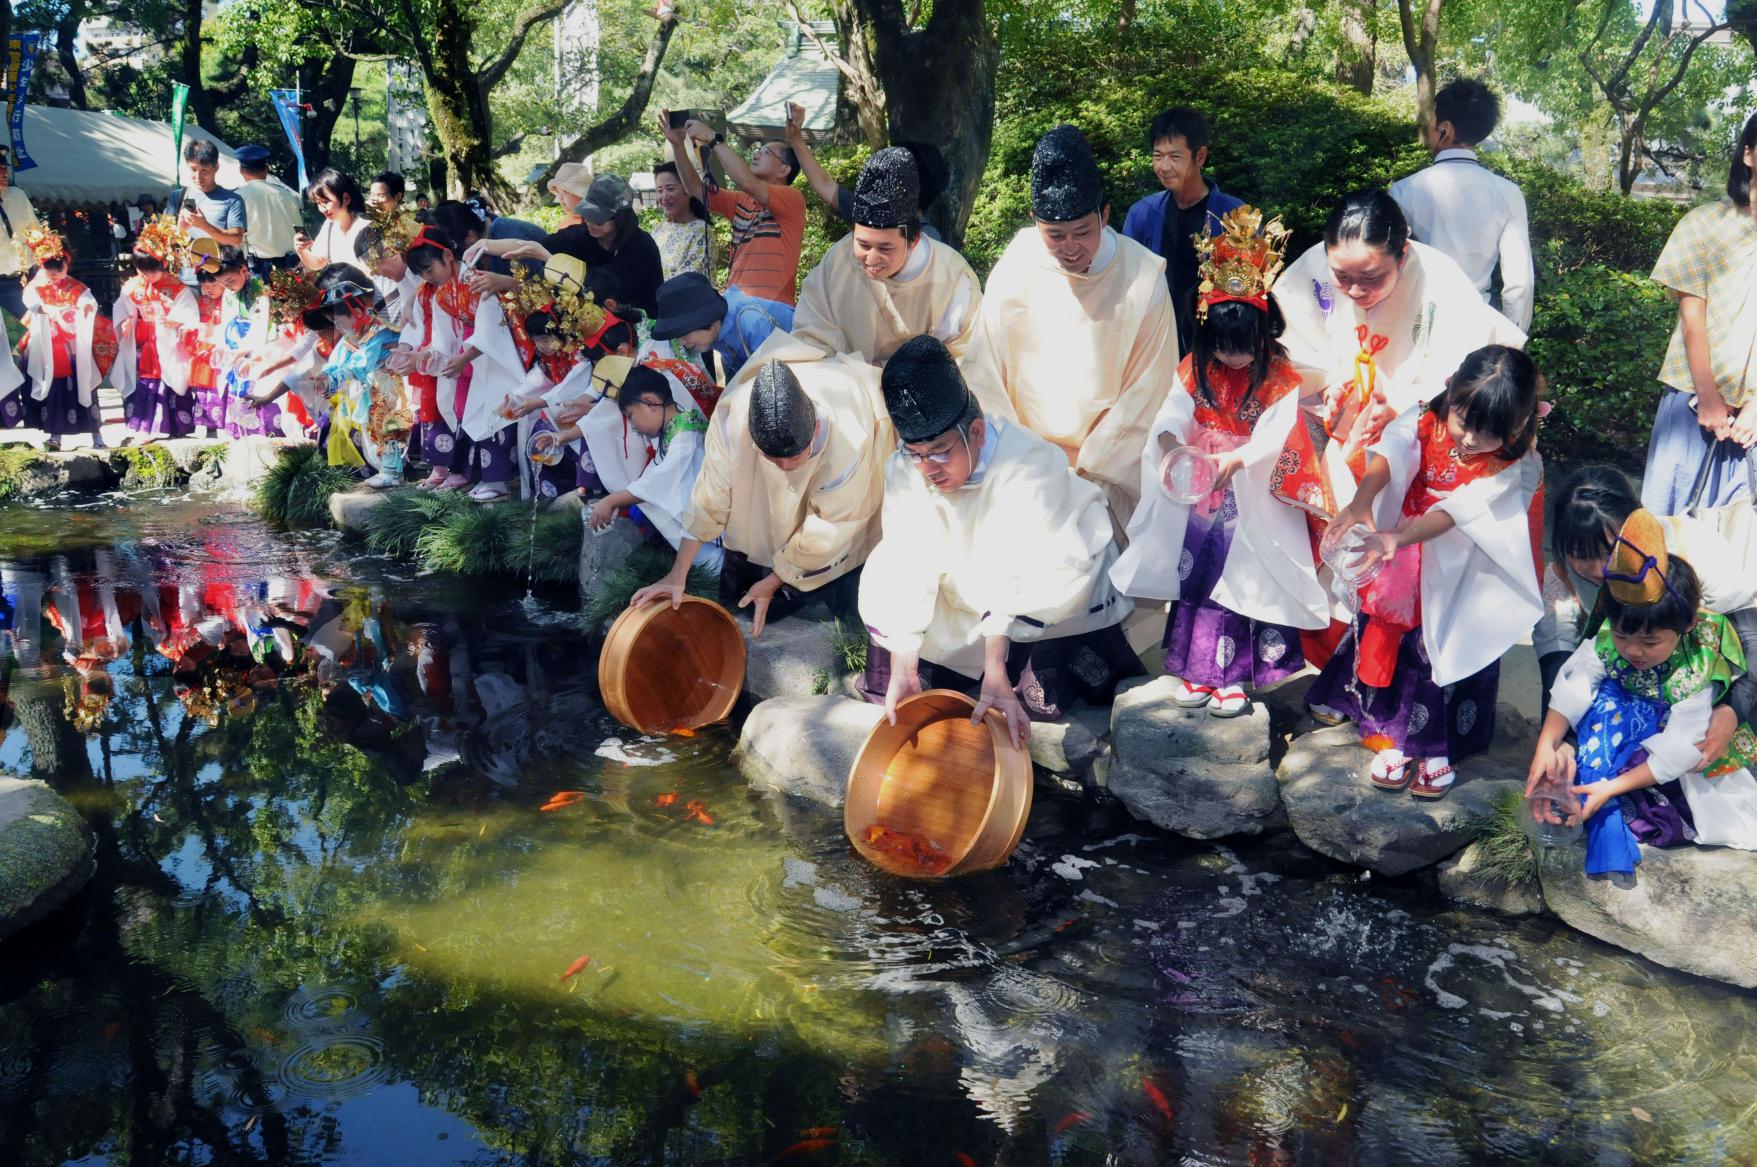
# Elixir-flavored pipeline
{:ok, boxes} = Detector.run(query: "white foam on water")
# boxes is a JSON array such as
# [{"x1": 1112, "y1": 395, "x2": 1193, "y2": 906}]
[
  {"x1": 1081, "y1": 833, "x2": 1149, "y2": 852},
  {"x1": 1077, "y1": 890, "x2": 1119, "y2": 908},
  {"x1": 593, "y1": 737, "x2": 675, "y2": 767},
  {"x1": 813, "y1": 886, "x2": 861, "y2": 913},
  {"x1": 781, "y1": 858, "x2": 818, "y2": 889},
  {"x1": 1052, "y1": 855, "x2": 1099, "y2": 881},
  {"x1": 1210, "y1": 896, "x2": 1248, "y2": 919},
  {"x1": 1424, "y1": 942, "x2": 1580, "y2": 1016},
  {"x1": 1133, "y1": 919, "x2": 1162, "y2": 931}
]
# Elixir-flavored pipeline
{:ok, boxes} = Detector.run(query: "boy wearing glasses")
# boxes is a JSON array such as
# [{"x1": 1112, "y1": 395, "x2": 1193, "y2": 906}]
[
  {"x1": 677, "y1": 119, "x2": 806, "y2": 306},
  {"x1": 631, "y1": 356, "x2": 889, "y2": 636},
  {"x1": 859, "y1": 335, "x2": 1141, "y2": 746}
]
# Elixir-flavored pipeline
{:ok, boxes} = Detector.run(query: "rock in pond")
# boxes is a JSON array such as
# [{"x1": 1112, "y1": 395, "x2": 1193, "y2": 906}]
[
  {"x1": 0, "y1": 776, "x2": 94, "y2": 943},
  {"x1": 1538, "y1": 845, "x2": 1757, "y2": 989},
  {"x1": 1107, "y1": 676, "x2": 1281, "y2": 838},
  {"x1": 577, "y1": 514, "x2": 647, "y2": 600},
  {"x1": 742, "y1": 615, "x2": 843, "y2": 702},
  {"x1": 1437, "y1": 841, "x2": 1545, "y2": 916},
  {"x1": 1276, "y1": 707, "x2": 1531, "y2": 877},
  {"x1": 735, "y1": 695, "x2": 884, "y2": 808}
]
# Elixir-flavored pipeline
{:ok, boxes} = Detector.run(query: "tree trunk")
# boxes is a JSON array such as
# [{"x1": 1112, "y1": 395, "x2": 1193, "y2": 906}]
[
  {"x1": 533, "y1": 14, "x2": 679, "y2": 191},
  {"x1": 1397, "y1": 0, "x2": 1444, "y2": 138},
  {"x1": 423, "y1": 0, "x2": 498, "y2": 199},
  {"x1": 1337, "y1": 0, "x2": 1376, "y2": 95},
  {"x1": 297, "y1": 52, "x2": 357, "y2": 179},
  {"x1": 845, "y1": 0, "x2": 998, "y2": 247},
  {"x1": 55, "y1": 7, "x2": 89, "y2": 110},
  {"x1": 1734, "y1": 0, "x2": 1757, "y2": 58},
  {"x1": 179, "y1": 0, "x2": 216, "y2": 131},
  {"x1": 14, "y1": 682, "x2": 90, "y2": 783},
  {"x1": 828, "y1": 2, "x2": 888, "y2": 147}
]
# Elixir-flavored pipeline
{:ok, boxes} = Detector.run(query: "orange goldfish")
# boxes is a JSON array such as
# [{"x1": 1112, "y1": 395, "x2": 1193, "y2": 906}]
[
  {"x1": 684, "y1": 799, "x2": 714, "y2": 825},
  {"x1": 1053, "y1": 1111, "x2": 1090, "y2": 1136},
  {"x1": 672, "y1": 726, "x2": 696, "y2": 738},
  {"x1": 540, "y1": 791, "x2": 587, "y2": 812},
  {"x1": 774, "y1": 1138, "x2": 835, "y2": 1160},
  {"x1": 685, "y1": 1070, "x2": 702, "y2": 1097},
  {"x1": 558, "y1": 955, "x2": 592, "y2": 982},
  {"x1": 1142, "y1": 1076, "x2": 1176, "y2": 1125},
  {"x1": 655, "y1": 792, "x2": 678, "y2": 808},
  {"x1": 798, "y1": 1126, "x2": 838, "y2": 1139},
  {"x1": 956, "y1": 1155, "x2": 977, "y2": 1167}
]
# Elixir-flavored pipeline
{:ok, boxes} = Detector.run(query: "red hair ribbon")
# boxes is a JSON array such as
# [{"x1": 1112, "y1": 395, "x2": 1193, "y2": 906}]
[{"x1": 407, "y1": 225, "x2": 452, "y2": 255}]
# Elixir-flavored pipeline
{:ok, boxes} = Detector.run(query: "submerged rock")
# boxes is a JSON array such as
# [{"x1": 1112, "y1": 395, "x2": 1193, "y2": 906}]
[
  {"x1": 0, "y1": 776, "x2": 94, "y2": 943},
  {"x1": 577, "y1": 515, "x2": 646, "y2": 600},
  {"x1": 1276, "y1": 708, "x2": 1531, "y2": 876},
  {"x1": 1437, "y1": 842, "x2": 1546, "y2": 916},
  {"x1": 735, "y1": 695, "x2": 884, "y2": 808},
  {"x1": 1108, "y1": 676, "x2": 1282, "y2": 838},
  {"x1": 329, "y1": 487, "x2": 389, "y2": 537},
  {"x1": 1538, "y1": 845, "x2": 1757, "y2": 989},
  {"x1": 742, "y1": 615, "x2": 842, "y2": 702}
]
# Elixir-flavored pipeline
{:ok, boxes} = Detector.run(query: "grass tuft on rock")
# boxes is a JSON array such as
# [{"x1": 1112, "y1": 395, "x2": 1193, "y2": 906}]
[
  {"x1": 255, "y1": 445, "x2": 355, "y2": 527},
  {"x1": 362, "y1": 488, "x2": 474, "y2": 558},
  {"x1": 581, "y1": 541, "x2": 718, "y2": 628},
  {"x1": 830, "y1": 617, "x2": 869, "y2": 675},
  {"x1": 1468, "y1": 787, "x2": 1538, "y2": 887},
  {"x1": 0, "y1": 445, "x2": 36, "y2": 504},
  {"x1": 413, "y1": 502, "x2": 519, "y2": 575},
  {"x1": 116, "y1": 444, "x2": 180, "y2": 490}
]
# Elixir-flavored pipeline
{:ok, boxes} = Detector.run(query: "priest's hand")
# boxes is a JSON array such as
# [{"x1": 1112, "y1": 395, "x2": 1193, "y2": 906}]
[
  {"x1": 738, "y1": 572, "x2": 784, "y2": 638},
  {"x1": 883, "y1": 649, "x2": 922, "y2": 726},
  {"x1": 630, "y1": 574, "x2": 686, "y2": 611},
  {"x1": 973, "y1": 667, "x2": 1027, "y2": 749},
  {"x1": 1696, "y1": 704, "x2": 1738, "y2": 770}
]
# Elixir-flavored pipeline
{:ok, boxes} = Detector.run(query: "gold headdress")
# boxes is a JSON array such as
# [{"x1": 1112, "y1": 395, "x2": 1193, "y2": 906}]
[
  {"x1": 133, "y1": 213, "x2": 193, "y2": 268},
  {"x1": 266, "y1": 267, "x2": 322, "y2": 331},
  {"x1": 1605, "y1": 509, "x2": 1670, "y2": 607},
  {"x1": 19, "y1": 224, "x2": 66, "y2": 265},
  {"x1": 1193, "y1": 204, "x2": 1291, "y2": 322},
  {"x1": 363, "y1": 201, "x2": 420, "y2": 268},
  {"x1": 506, "y1": 254, "x2": 607, "y2": 357}
]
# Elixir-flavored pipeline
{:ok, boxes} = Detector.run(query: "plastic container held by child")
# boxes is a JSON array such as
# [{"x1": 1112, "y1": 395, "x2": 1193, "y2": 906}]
[
  {"x1": 1321, "y1": 523, "x2": 1389, "y2": 588},
  {"x1": 1159, "y1": 447, "x2": 1218, "y2": 504},
  {"x1": 1521, "y1": 772, "x2": 1584, "y2": 849},
  {"x1": 527, "y1": 432, "x2": 563, "y2": 467}
]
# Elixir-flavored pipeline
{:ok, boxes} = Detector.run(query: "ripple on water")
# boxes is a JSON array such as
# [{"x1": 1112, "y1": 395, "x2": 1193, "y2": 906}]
[
  {"x1": 281, "y1": 987, "x2": 362, "y2": 1027},
  {"x1": 0, "y1": 1044, "x2": 33, "y2": 1093},
  {"x1": 272, "y1": 1033, "x2": 390, "y2": 1102}
]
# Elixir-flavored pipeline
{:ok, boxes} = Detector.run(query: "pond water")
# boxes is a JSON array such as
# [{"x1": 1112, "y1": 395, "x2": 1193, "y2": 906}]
[{"x1": 2, "y1": 494, "x2": 1755, "y2": 1166}]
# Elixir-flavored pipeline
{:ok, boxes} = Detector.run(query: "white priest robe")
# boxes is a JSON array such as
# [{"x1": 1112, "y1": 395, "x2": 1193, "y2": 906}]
[
  {"x1": 960, "y1": 226, "x2": 1178, "y2": 528},
  {"x1": 783, "y1": 233, "x2": 982, "y2": 367},
  {"x1": 682, "y1": 354, "x2": 891, "y2": 591},
  {"x1": 1363, "y1": 405, "x2": 1543, "y2": 688},
  {"x1": 1109, "y1": 385, "x2": 1330, "y2": 629},
  {"x1": 860, "y1": 417, "x2": 1131, "y2": 679}
]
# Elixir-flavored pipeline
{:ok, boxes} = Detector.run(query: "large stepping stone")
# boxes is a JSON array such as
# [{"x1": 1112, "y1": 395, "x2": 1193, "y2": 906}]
[
  {"x1": 1276, "y1": 707, "x2": 1532, "y2": 876},
  {"x1": 1538, "y1": 845, "x2": 1757, "y2": 989},
  {"x1": 741, "y1": 615, "x2": 843, "y2": 702},
  {"x1": 1108, "y1": 675, "x2": 1282, "y2": 838},
  {"x1": 1437, "y1": 841, "x2": 1546, "y2": 916},
  {"x1": 0, "y1": 777, "x2": 94, "y2": 943},
  {"x1": 734, "y1": 695, "x2": 884, "y2": 808}
]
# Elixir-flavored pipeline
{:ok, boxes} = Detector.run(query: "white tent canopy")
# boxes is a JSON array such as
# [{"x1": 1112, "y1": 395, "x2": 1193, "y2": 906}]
[{"x1": 11, "y1": 105, "x2": 244, "y2": 205}]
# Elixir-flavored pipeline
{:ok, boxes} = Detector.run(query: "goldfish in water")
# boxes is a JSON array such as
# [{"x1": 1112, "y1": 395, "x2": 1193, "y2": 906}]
[
  {"x1": 672, "y1": 726, "x2": 696, "y2": 738},
  {"x1": 798, "y1": 1126, "x2": 838, "y2": 1139},
  {"x1": 540, "y1": 791, "x2": 587, "y2": 812},
  {"x1": 655, "y1": 792, "x2": 678, "y2": 808},
  {"x1": 685, "y1": 1069, "x2": 702, "y2": 1097},
  {"x1": 1142, "y1": 1076, "x2": 1176, "y2": 1125},
  {"x1": 1053, "y1": 1111, "x2": 1090, "y2": 1136},
  {"x1": 774, "y1": 1138, "x2": 835, "y2": 1160},
  {"x1": 956, "y1": 1154, "x2": 977, "y2": 1167},
  {"x1": 862, "y1": 823, "x2": 953, "y2": 875},
  {"x1": 102, "y1": 1022, "x2": 121, "y2": 1042},
  {"x1": 684, "y1": 799, "x2": 714, "y2": 825},
  {"x1": 558, "y1": 955, "x2": 592, "y2": 982}
]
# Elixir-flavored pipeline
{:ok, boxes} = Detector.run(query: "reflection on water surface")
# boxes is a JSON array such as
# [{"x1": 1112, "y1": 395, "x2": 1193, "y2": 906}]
[{"x1": 1, "y1": 496, "x2": 1754, "y2": 1166}]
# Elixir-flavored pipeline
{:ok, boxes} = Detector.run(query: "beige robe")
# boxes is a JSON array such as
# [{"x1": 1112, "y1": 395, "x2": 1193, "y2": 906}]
[
  {"x1": 681, "y1": 353, "x2": 892, "y2": 591},
  {"x1": 961, "y1": 226, "x2": 1178, "y2": 528},
  {"x1": 786, "y1": 233, "x2": 982, "y2": 366},
  {"x1": 859, "y1": 417, "x2": 1129, "y2": 677}
]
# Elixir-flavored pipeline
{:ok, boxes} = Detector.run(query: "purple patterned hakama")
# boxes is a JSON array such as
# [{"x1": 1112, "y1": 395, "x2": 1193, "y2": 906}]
[
  {"x1": 1306, "y1": 615, "x2": 1499, "y2": 760},
  {"x1": 125, "y1": 377, "x2": 196, "y2": 438}
]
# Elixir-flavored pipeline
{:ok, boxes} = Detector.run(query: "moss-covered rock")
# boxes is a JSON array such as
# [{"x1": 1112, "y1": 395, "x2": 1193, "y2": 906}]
[{"x1": 0, "y1": 776, "x2": 94, "y2": 942}]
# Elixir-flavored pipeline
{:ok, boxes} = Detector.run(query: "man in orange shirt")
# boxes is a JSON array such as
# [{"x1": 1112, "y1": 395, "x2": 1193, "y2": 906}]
[{"x1": 676, "y1": 118, "x2": 807, "y2": 306}]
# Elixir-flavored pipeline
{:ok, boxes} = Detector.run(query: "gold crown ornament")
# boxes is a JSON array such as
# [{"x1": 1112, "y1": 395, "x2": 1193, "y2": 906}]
[
  {"x1": 19, "y1": 224, "x2": 66, "y2": 266},
  {"x1": 1605, "y1": 509, "x2": 1670, "y2": 607},
  {"x1": 363, "y1": 202, "x2": 421, "y2": 268},
  {"x1": 1193, "y1": 205, "x2": 1291, "y2": 322},
  {"x1": 189, "y1": 236, "x2": 223, "y2": 275},
  {"x1": 266, "y1": 266, "x2": 322, "y2": 331},
  {"x1": 133, "y1": 213, "x2": 194, "y2": 269},
  {"x1": 507, "y1": 256, "x2": 607, "y2": 358}
]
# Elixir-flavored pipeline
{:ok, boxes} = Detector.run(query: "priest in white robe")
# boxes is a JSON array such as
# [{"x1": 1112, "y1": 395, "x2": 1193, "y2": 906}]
[
  {"x1": 960, "y1": 124, "x2": 1179, "y2": 531},
  {"x1": 859, "y1": 335, "x2": 1142, "y2": 745}
]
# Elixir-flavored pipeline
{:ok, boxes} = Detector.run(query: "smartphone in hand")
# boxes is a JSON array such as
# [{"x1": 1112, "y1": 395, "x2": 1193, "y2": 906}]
[{"x1": 668, "y1": 109, "x2": 690, "y2": 130}]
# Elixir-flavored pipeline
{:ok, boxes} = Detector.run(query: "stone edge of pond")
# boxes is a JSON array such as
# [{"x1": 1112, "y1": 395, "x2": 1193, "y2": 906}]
[
  {"x1": 0, "y1": 776, "x2": 95, "y2": 944},
  {"x1": 731, "y1": 622, "x2": 1757, "y2": 992},
  {"x1": 0, "y1": 438, "x2": 248, "y2": 498}
]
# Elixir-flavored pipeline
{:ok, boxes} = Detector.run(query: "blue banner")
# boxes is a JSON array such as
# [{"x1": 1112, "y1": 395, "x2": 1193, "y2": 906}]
[
  {"x1": 5, "y1": 33, "x2": 41, "y2": 172},
  {"x1": 269, "y1": 89, "x2": 307, "y2": 191}
]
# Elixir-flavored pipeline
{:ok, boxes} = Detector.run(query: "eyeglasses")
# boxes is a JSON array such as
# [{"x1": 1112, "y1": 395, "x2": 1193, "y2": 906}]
[
  {"x1": 902, "y1": 430, "x2": 968, "y2": 466},
  {"x1": 1601, "y1": 535, "x2": 1685, "y2": 605}
]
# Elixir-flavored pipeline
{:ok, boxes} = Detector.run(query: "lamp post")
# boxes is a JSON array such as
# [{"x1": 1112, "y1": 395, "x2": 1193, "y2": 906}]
[{"x1": 348, "y1": 86, "x2": 363, "y2": 158}]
